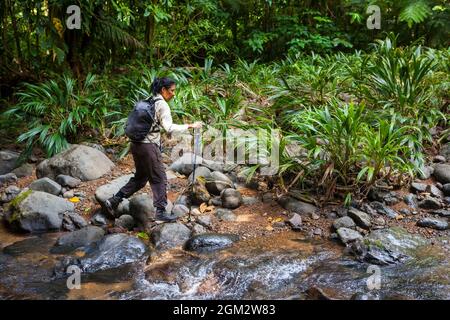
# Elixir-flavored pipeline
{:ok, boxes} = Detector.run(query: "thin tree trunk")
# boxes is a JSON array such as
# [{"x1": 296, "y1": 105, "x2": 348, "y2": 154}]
[{"x1": 9, "y1": 0, "x2": 22, "y2": 67}]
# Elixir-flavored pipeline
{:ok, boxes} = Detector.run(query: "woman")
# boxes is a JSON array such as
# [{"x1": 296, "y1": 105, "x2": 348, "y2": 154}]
[{"x1": 105, "y1": 77, "x2": 202, "y2": 222}]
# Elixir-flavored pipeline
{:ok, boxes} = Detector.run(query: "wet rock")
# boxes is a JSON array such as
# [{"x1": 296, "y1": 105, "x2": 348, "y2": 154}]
[
  {"x1": 337, "y1": 228, "x2": 363, "y2": 245},
  {"x1": 196, "y1": 215, "x2": 213, "y2": 228},
  {"x1": 0, "y1": 185, "x2": 21, "y2": 203},
  {"x1": 215, "y1": 208, "x2": 236, "y2": 221},
  {"x1": 433, "y1": 155, "x2": 446, "y2": 163},
  {"x1": 62, "y1": 211, "x2": 87, "y2": 231},
  {"x1": 348, "y1": 207, "x2": 371, "y2": 230},
  {"x1": 242, "y1": 196, "x2": 260, "y2": 205},
  {"x1": 0, "y1": 173, "x2": 17, "y2": 184},
  {"x1": 55, "y1": 174, "x2": 82, "y2": 188},
  {"x1": 403, "y1": 194, "x2": 417, "y2": 208},
  {"x1": 29, "y1": 177, "x2": 62, "y2": 196},
  {"x1": 151, "y1": 223, "x2": 191, "y2": 250},
  {"x1": 129, "y1": 194, "x2": 156, "y2": 227},
  {"x1": 36, "y1": 144, "x2": 114, "y2": 181},
  {"x1": 430, "y1": 209, "x2": 450, "y2": 217},
  {"x1": 278, "y1": 195, "x2": 317, "y2": 216},
  {"x1": 287, "y1": 213, "x2": 302, "y2": 230},
  {"x1": 169, "y1": 152, "x2": 203, "y2": 175},
  {"x1": 0, "y1": 150, "x2": 19, "y2": 175},
  {"x1": 171, "y1": 204, "x2": 190, "y2": 218},
  {"x1": 184, "y1": 233, "x2": 239, "y2": 253},
  {"x1": 91, "y1": 212, "x2": 109, "y2": 226},
  {"x1": 114, "y1": 214, "x2": 135, "y2": 230},
  {"x1": 70, "y1": 233, "x2": 148, "y2": 273},
  {"x1": 191, "y1": 223, "x2": 207, "y2": 235},
  {"x1": 221, "y1": 188, "x2": 243, "y2": 209},
  {"x1": 417, "y1": 218, "x2": 448, "y2": 230},
  {"x1": 333, "y1": 216, "x2": 356, "y2": 230},
  {"x1": 52, "y1": 226, "x2": 105, "y2": 254},
  {"x1": 188, "y1": 166, "x2": 212, "y2": 182},
  {"x1": 433, "y1": 164, "x2": 450, "y2": 184},
  {"x1": 12, "y1": 163, "x2": 34, "y2": 178},
  {"x1": 205, "y1": 171, "x2": 234, "y2": 196},
  {"x1": 5, "y1": 190, "x2": 74, "y2": 232},
  {"x1": 418, "y1": 196, "x2": 442, "y2": 210},
  {"x1": 370, "y1": 201, "x2": 398, "y2": 219}
]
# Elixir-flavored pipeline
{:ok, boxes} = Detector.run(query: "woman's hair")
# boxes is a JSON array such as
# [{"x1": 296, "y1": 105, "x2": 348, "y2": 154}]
[{"x1": 150, "y1": 77, "x2": 176, "y2": 95}]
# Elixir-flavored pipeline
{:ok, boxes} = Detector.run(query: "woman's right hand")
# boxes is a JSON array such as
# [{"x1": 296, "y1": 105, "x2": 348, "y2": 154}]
[{"x1": 189, "y1": 121, "x2": 203, "y2": 129}]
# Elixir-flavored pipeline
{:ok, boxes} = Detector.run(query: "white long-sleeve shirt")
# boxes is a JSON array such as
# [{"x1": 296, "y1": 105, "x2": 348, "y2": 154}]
[{"x1": 141, "y1": 94, "x2": 189, "y2": 145}]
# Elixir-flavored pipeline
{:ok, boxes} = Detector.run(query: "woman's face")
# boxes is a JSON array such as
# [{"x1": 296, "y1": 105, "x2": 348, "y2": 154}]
[{"x1": 161, "y1": 84, "x2": 176, "y2": 101}]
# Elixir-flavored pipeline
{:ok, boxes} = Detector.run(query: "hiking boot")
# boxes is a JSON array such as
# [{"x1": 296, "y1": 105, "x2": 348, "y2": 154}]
[
  {"x1": 104, "y1": 196, "x2": 122, "y2": 217},
  {"x1": 154, "y1": 209, "x2": 177, "y2": 223}
]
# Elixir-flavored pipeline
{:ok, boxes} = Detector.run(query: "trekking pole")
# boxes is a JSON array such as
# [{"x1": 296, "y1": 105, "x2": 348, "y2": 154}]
[{"x1": 189, "y1": 126, "x2": 201, "y2": 222}]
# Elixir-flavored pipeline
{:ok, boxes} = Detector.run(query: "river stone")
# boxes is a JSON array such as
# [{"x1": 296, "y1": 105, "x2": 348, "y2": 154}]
[
  {"x1": 417, "y1": 218, "x2": 449, "y2": 230},
  {"x1": 169, "y1": 152, "x2": 203, "y2": 175},
  {"x1": 74, "y1": 233, "x2": 148, "y2": 273},
  {"x1": 205, "y1": 171, "x2": 234, "y2": 196},
  {"x1": 337, "y1": 228, "x2": 363, "y2": 245},
  {"x1": 209, "y1": 196, "x2": 222, "y2": 207},
  {"x1": 370, "y1": 201, "x2": 398, "y2": 218},
  {"x1": 29, "y1": 177, "x2": 62, "y2": 195},
  {"x1": 174, "y1": 194, "x2": 190, "y2": 207},
  {"x1": 11, "y1": 163, "x2": 34, "y2": 178},
  {"x1": 184, "y1": 233, "x2": 239, "y2": 253},
  {"x1": 1, "y1": 186, "x2": 21, "y2": 203},
  {"x1": 287, "y1": 213, "x2": 302, "y2": 230},
  {"x1": 348, "y1": 207, "x2": 371, "y2": 230},
  {"x1": 440, "y1": 142, "x2": 450, "y2": 161},
  {"x1": 191, "y1": 223, "x2": 207, "y2": 235},
  {"x1": 129, "y1": 194, "x2": 156, "y2": 227},
  {"x1": 80, "y1": 142, "x2": 106, "y2": 154},
  {"x1": 278, "y1": 195, "x2": 317, "y2": 216},
  {"x1": 5, "y1": 190, "x2": 74, "y2": 232},
  {"x1": 114, "y1": 214, "x2": 135, "y2": 230},
  {"x1": 242, "y1": 196, "x2": 260, "y2": 205},
  {"x1": 403, "y1": 194, "x2": 417, "y2": 208},
  {"x1": 171, "y1": 204, "x2": 189, "y2": 218},
  {"x1": 215, "y1": 208, "x2": 236, "y2": 221},
  {"x1": 333, "y1": 216, "x2": 356, "y2": 230},
  {"x1": 418, "y1": 165, "x2": 434, "y2": 180},
  {"x1": 55, "y1": 174, "x2": 82, "y2": 188},
  {"x1": 63, "y1": 190, "x2": 74, "y2": 199},
  {"x1": 196, "y1": 215, "x2": 213, "y2": 228},
  {"x1": 52, "y1": 226, "x2": 105, "y2": 254},
  {"x1": 191, "y1": 179, "x2": 211, "y2": 205},
  {"x1": 62, "y1": 211, "x2": 88, "y2": 231},
  {"x1": 433, "y1": 155, "x2": 446, "y2": 163},
  {"x1": 418, "y1": 196, "x2": 442, "y2": 210},
  {"x1": 91, "y1": 212, "x2": 109, "y2": 226},
  {"x1": 0, "y1": 150, "x2": 19, "y2": 175},
  {"x1": 36, "y1": 144, "x2": 114, "y2": 181},
  {"x1": 443, "y1": 184, "x2": 450, "y2": 196},
  {"x1": 221, "y1": 188, "x2": 243, "y2": 209},
  {"x1": 151, "y1": 223, "x2": 191, "y2": 250},
  {"x1": 410, "y1": 182, "x2": 427, "y2": 193},
  {"x1": 95, "y1": 174, "x2": 134, "y2": 206},
  {"x1": 430, "y1": 209, "x2": 450, "y2": 217},
  {"x1": 188, "y1": 166, "x2": 212, "y2": 182},
  {"x1": 433, "y1": 164, "x2": 450, "y2": 184},
  {"x1": 0, "y1": 173, "x2": 17, "y2": 185}
]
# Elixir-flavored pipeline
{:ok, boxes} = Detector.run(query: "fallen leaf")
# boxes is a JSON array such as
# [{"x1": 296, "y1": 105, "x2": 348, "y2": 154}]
[
  {"x1": 265, "y1": 225, "x2": 274, "y2": 232},
  {"x1": 200, "y1": 203, "x2": 208, "y2": 213},
  {"x1": 69, "y1": 197, "x2": 80, "y2": 203}
]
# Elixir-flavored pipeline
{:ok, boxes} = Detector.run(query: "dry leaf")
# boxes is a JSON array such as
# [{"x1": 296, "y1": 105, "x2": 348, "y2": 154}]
[
  {"x1": 69, "y1": 197, "x2": 80, "y2": 203},
  {"x1": 265, "y1": 225, "x2": 274, "y2": 232}
]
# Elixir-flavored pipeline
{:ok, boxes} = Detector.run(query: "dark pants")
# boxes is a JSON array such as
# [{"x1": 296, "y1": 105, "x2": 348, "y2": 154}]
[{"x1": 118, "y1": 142, "x2": 167, "y2": 211}]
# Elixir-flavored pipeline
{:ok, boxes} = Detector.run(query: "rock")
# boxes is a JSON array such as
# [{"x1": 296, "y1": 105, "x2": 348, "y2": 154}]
[
  {"x1": 350, "y1": 293, "x2": 378, "y2": 300},
  {"x1": 151, "y1": 223, "x2": 191, "y2": 250},
  {"x1": 36, "y1": 144, "x2": 114, "y2": 181},
  {"x1": 418, "y1": 165, "x2": 434, "y2": 180},
  {"x1": 445, "y1": 197, "x2": 450, "y2": 205},
  {"x1": 333, "y1": 216, "x2": 356, "y2": 230},
  {"x1": 169, "y1": 152, "x2": 203, "y2": 175},
  {"x1": 430, "y1": 209, "x2": 450, "y2": 217},
  {"x1": 174, "y1": 194, "x2": 191, "y2": 207},
  {"x1": 440, "y1": 142, "x2": 450, "y2": 161},
  {"x1": 5, "y1": 190, "x2": 74, "y2": 232},
  {"x1": 417, "y1": 218, "x2": 448, "y2": 230},
  {"x1": 91, "y1": 212, "x2": 109, "y2": 226},
  {"x1": 29, "y1": 177, "x2": 62, "y2": 196},
  {"x1": 114, "y1": 214, "x2": 135, "y2": 230},
  {"x1": 209, "y1": 196, "x2": 222, "y2": 207},
  {"x1": 184, "y1": 233, "x2": 239, "y2": 253},
  {"x1": 410, "y1": 182, "x2": 427, "y2": 193},
  {"x1": 129, "y1": 194, "x2": 156, "y2": 227},
  {"x1": 262, "y1": 192, "x2": 276, "y2": 203},
  {"x1": 191, "y1": 179, "x2": 211, "y2": 205},
  {"x1": 1, "y1": 185, "x2": 21, "y2": 203},
  {"x1": 313, "y1": 228, "x2": 322, "y2": 236},
  {"x1": 433, "y1": 164, "x2": 450, "y2": 184},
  {"x1": 80, "y1": 142, "x2": 106, "y2": 154},
  {"x1": 215, "y1": 208, "x2": 236, "y2": 221},
  {"x1": 11, "y1": 163, "x2": 34, "y2": 178},
  {"x1": 220, "y1": 188, "x2": 243, "y2": 209},
  {"x1": 287, "y1": 213, "x2": 303, "y2": 230},
  {"x1": 63, "y1": 190, "x2": 74, "y2": 199},
  {"x1": 0, "y1": 173, "x2": 17, "y2": 184},
  {"x1": 337, "y1": 228, "x2": 362, "y2": 245},
  {"x1": 116, "y1": 199, "x2": 130, "y2": 216},
  {"x1": 433, "y1": 155, "x2": 446, "y2": 163},
  {"x1": 171, "y1": 204, "x2": 189, "y2": 218},
  {"x1": 428, "y1": 185, "x2": 444, "y2": 198},
  {"x1": 305, "y1": 286, "x2": 338, "y2": 300},
  {"x1": 52, "y1": 226, "x2": 105, "y2": 254},
  {"x1": 188, "y1": 166, "x2": 212, "y2": 182},
  {"x1": 205, "y1": 171, "x2": 234, "y2": 195},
  {"x1": 191, "y1": 223, "x2": 207, "y2": 235},
  {"x1": 370, "y1": 201, "x2": 398, "y2": 218},
  {"x1": 403, "y1": 194, "x2": 417, "y2": 208},
  {"x1": 94, "y1": 174, "x2": 134, "y2": 206},
  {"x1": 68, "y1": 233, "x2": 147, "y2": 273},
  {"x1": 399, "y1": 208, "x2": 411, "y2": 216},
  {"x1": 418, "y1": 196, "x2": 442, "y2": 210},
  {"x1": 62, "y1": 211, "x2": 88, "y2": 231},
  {"x1": 242, "y1": 196, "x2": 260, "y2": 205},
  {"x1": 373, "y1": 217, "x2": 386, "y2": 226},
  {"x1": 347, "y1": 207, "x2": 372, "y2": 230},
  {"x1": 196, "y1": 215, "x2": 213, "y2": 228},
  {"x1": 335, "y1": 207, "x2": 348, "y2": 217},
  {"x1": 278, "y1": 195, "x2": 317, "y2": 216},
  {"x1": 0, "y1": 150, "x2": 19, "y2": 175},
  {"x1": 55, "y1": 174, "x2": 82, "y2": 188}
]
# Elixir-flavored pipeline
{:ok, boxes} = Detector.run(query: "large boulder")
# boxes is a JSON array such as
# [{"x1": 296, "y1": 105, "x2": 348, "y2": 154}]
[
  {"x1": 95, "y1": 174, "x2": 134, "y2": 209},
  {"x1": 184, "y1": 233, "x2": 239, "y2": 253},
  {"x1": 188, "y1": 166, "x2": 212, "y2": 182},
  {"x1": 129, "y1": 194, "x2": 155, "y2": 227},
  {"x1": 433, "y1": 164, "x2": 450, "y2": 184},
  {"x1": 221, "y1": 188, "x2": 243, "y2": 209},
  {"x1": 5, "y1": 190, "x2": 74, "y2": 232},
  {"x1": 205, "y1": 171, "x2": 234, "y2": 195},
  {"x1": 151, "y1": 223, "x2": 191, "y2": 250},
  {"x1": 278, "y1": 195, "x2": 317, "y2": 216},
  {"x1": 52, "y1": 226, "x2": 105, "y2": 254},
  {"x1": 29, "y1": 177, "x2": 62, "y2": 195},
  {"x1": 36, "y1": 144, "x2": 114, "y2": 181},
  {"x1": 12, "y1": 163, "x2": 34, "y2": 178},
  {"x1": 0, "y1": 150, "x2": 19, "y2": 175},
  {"x1": 169, "y1": 152, "x2": 203, "y2": 176}
]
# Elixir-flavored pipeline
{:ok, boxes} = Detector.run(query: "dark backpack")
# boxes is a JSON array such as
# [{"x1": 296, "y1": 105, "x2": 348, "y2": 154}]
[{"x1": 125, "y1": 97, "x2": 162, "y2": 141}]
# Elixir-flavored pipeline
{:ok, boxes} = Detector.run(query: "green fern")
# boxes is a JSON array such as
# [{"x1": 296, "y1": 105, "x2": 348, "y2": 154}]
[{"x1": 399, "y1": 0, "x2": 432, "y2": 28}]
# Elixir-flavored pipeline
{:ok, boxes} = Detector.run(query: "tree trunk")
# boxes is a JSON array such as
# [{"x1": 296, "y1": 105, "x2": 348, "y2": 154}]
[{"x1": 9, "y1": 0, "x2": 22, "y2": 67}]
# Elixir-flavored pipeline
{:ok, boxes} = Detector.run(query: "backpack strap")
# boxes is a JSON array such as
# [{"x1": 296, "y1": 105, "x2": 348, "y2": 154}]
[{"x1": 145, "y1": 97, "x2": 162, "y2": 133}]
